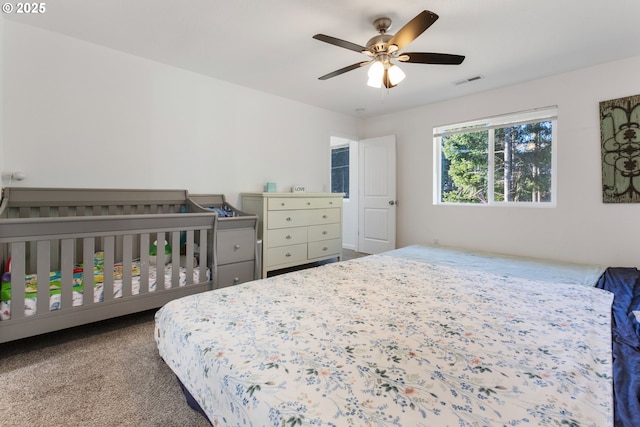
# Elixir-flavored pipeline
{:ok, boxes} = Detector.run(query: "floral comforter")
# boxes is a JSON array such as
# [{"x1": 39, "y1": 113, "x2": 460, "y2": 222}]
[{"x1": 155, "y1": 245, "x2": 613, "y2": 426}]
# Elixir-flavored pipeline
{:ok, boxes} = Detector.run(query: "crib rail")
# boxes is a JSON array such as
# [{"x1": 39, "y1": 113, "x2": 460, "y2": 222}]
[
  {"x1": 0, "y1": 212, "x2": 215, "y2": 343},
  {"x1": 0, "y1": 187, "x2": 189, "y2": 218}
]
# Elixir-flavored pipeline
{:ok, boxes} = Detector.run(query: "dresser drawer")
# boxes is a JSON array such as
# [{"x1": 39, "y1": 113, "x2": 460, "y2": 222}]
[
  {"x1": 267, "y1": 197, "x2": 341, "y2": 210},
  {"x1": 308, "y1": 238, "x2": 342, "y2": 259},
  {"x1": 308, "y1": 223, "x2": 341, "y2": 242},
  {"x1": 267, "y1": 210, "x2": 309, "y2": 229},
  {"x1": 268, "y1": 197, "x2": 315, "y2": 210},
  {"x1": 267, "y1": 227, "x2": 307, "y2": 247},
  {"x1": 217, "y1": 261, "x2": 255, "y2": 289},
  {"x1": 316, "y1": 197, "x2": 342, "y2": 209},
  {"x1": 267, "y1": 243, "x2": 307, "y2": 267},
  {"x1": 307, "y1": 208, "x2": 341, "y2": 226},
  {"x1": 216, "y1": 229, "x2": 256, "y2": 264}
]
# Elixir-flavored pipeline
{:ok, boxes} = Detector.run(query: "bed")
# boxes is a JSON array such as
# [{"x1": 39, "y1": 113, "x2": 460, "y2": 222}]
[
  {"x1": 155, "y1": 244, "x2": 616, "y2": 426},
  {"x1": 0, "y1": 187, "x2": 216, "y2": 343}
]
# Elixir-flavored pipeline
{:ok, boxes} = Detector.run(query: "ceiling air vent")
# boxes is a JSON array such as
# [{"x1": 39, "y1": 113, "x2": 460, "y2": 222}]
[{"x1": 453, "y1": 75, "x2": 483, "y2": 86}]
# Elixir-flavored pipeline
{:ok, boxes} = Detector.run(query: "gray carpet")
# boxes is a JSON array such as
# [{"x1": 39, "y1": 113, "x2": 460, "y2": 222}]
[{"x1": 0, "y1": 310, "x2": 211, "y2": 427}]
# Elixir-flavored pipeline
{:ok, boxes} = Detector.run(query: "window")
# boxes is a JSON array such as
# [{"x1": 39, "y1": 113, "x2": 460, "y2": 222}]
[
  {"x1": 331, "y1": 145, "x2": 349, "y2": 198},
  {"x1": 434, "y1": 107, "x2": 557, "y2": 205}
]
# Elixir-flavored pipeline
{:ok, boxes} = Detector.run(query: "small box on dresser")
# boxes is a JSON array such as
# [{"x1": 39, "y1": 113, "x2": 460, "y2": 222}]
[{"x1": 241, "y1": 192, "x2": 343, "y2": 278}]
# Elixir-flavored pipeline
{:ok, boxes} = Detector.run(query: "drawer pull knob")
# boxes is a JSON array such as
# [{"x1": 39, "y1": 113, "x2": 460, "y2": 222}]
[
  {"x1": 322, "y1": 215, "x2": 328, "y2": 219},
  {"x1": 234, "y1": 244, "x2": 240, "y2": 250},
  {"x1": 286, "y1": 217, "x2": 292, "y2": 221},
  {"x1": 234, "y1": 277, "x2": 240, "y2": 283},
  {"x1": 322, "y1": 247, "x2": 328, "y2": 251},
  {"x1": 285, "y1": 252, "x2": 292, "y2": 257},
  {"x1": 286, "y1": 235, "x2": 292, "y2": 239},
  {"x1": 322, "y1": 231, "x2": 328, "y2": 235},
  {"x1": 281, "y1": 202, "x2": 285, "y2": 206}
]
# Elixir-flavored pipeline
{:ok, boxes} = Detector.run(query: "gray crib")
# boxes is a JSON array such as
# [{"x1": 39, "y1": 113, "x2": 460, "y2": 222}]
[{"x1": 0, "y1": 187, "x2": 217, "y2": 343}]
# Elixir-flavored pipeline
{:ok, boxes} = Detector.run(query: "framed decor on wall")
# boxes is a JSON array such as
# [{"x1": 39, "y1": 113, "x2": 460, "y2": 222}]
[{"x1": 600, "y1": 93, "x2": 640, "y2": 203}]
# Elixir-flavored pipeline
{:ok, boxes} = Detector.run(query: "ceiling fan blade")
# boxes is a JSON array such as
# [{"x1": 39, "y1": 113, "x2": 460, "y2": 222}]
[
  {"x1": 318, "y1": 61, "x2": 370, "y2": 80},
  {"x1": 313, "y1": 34, "x2": 367, "y2": 53},
  {"x1": 399, "y1": 52, "x2": 465, "y2": 65},
  {"x1": 388, "y1": 10, "x2": 439, "y2": 51}
]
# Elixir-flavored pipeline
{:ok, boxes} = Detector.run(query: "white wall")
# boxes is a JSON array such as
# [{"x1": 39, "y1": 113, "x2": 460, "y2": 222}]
[
  {"x1": 0, "y1": 16, "x2": 4, "y2": 189},
  {"x1": 1, "y1": 21, "x2": 360, "y2": 206},
  {"x1": 362, "y1": 55, "x2": 640, "y2": 268}
]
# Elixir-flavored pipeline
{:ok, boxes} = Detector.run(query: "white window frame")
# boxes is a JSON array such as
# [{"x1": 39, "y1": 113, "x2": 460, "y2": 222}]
[{"x1": 433, "y1": 106, "x2": 558, "y2": 207}]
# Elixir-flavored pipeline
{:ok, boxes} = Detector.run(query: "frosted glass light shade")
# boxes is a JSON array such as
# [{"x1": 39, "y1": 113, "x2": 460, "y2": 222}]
[
  {"x1": 367, "y1": 61, "x2": 384, "y2": 88},
  {"x1": 388, "y1": 64, "x2": 406, "y2": 85}
]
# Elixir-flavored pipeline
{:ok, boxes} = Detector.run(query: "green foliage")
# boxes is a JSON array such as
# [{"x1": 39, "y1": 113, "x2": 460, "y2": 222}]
[
  {"x1": 441, "y1": 131, "x2": 488, "y2": 203},
  {"x1": 285, "y1": 416, "x2": 303, "y2": 426},
  {"x1": 494, "y1": 122, "x2": 552, "y2": 202},
  {"x1": 441, "y1": 122, "x2": 552, "y2": 203},
  {"x1": 247, "y1": 384, "x2": 261, "y2": 396}
]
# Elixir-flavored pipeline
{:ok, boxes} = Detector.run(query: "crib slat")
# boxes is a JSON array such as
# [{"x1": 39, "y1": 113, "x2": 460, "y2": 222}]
[
  {"x1": 10, "y1": 242, "x2": 26, "y2": 320},
  {"x1": 185, "y1": 230, "x2": 194, "y2": 285},
  {"x1": 103, "y1": 236, "x2": 115, "y2": 302},
  {"x1": 27, "y1": 240, "x2": 37, "y2": 273},
  {"x1": 171, "y1": 230, "x2": 180, "y2": 288},
  {"x1": 139, "y1": 233, "x2": 149, "y2": 294},
  {"x1": 36, "y1": 241, "x2": 50, "y2": 315},
  {"x1": 199, "y1": 229, "x2": 208, "y2": 283},
  {"x1": 60, "y1": 239, "x2": 74, "y2": 310},
  {"x1": 83, "y1": 238, "x2": 95, "y2": 306},
  {"x1": 156, "y1": 232, "x2": 166, "y2": 290},
  {"x1": 122, "y1": 235, "x2": 133, "y2": 298}
]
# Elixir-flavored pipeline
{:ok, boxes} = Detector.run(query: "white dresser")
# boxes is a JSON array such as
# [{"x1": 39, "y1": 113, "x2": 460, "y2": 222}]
[{"x1": 241, "y1": 193, "x2": 343, "y2": 278}]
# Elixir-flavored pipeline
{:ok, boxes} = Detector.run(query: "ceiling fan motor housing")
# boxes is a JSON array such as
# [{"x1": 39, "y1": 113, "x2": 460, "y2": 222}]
[{"x1": 366, "y1": 33, "x2": 392, "y2": 54}]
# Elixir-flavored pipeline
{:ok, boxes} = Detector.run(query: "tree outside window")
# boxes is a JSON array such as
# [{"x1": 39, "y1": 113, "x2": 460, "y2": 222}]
[
  {"x1": 331, "y1": 146, "x2": 349, "y2": 198},
  {"x1": 435, "y1": 108, "x2": 556, "y2": 205}
]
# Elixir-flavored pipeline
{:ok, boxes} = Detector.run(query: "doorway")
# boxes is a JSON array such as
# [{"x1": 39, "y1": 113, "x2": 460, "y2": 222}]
[{"x1": 331, "y1": 135, "x2": 397, "y2": 254}]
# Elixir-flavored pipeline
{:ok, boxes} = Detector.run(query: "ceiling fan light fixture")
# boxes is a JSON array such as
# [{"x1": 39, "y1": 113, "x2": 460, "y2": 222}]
[
  {"x1": 367, "y1": 61, "x2": 384, "y2": 88},
  {"x1": 388, "y1": 64, "x2": 405, "y2": 86}
]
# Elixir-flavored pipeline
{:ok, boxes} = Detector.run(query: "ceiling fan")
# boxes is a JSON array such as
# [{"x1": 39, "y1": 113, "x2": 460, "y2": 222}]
[{"x1": 313, "y1": 10, "x2": 465, "y2": 89}]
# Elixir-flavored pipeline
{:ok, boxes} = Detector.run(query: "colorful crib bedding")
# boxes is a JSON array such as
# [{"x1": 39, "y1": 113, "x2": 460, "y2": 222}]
[
  {"x1": 1, "y1": 252, "x2": 208, "y2": 320},
  {"x1": 155, "y1": 244, "x2": 613, "y2": 426}
]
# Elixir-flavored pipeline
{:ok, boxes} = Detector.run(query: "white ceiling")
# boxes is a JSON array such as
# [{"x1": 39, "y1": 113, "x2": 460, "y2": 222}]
[{"x1": 5, "y1": 0, "x2": 640, "y2": 118}]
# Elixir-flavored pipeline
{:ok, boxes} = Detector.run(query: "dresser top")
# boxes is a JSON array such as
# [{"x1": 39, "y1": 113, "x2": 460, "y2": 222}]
[{"x1": 241, "y1": 192, "x2": 343, "y2": 198}]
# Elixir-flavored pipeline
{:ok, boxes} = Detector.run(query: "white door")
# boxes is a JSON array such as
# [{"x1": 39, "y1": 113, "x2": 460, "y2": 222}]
[{"x1": 358, "y1": 135, "x2": 397, "y2": 254}]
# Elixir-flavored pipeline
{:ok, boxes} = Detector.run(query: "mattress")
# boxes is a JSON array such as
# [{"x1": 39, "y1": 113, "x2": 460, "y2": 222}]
[
  {"x1": 1, "y1": 252, "x2": 208, "y2": 320},
  {"x1": 155, "y1": 244, "x2": 613, "y2": 426}
]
